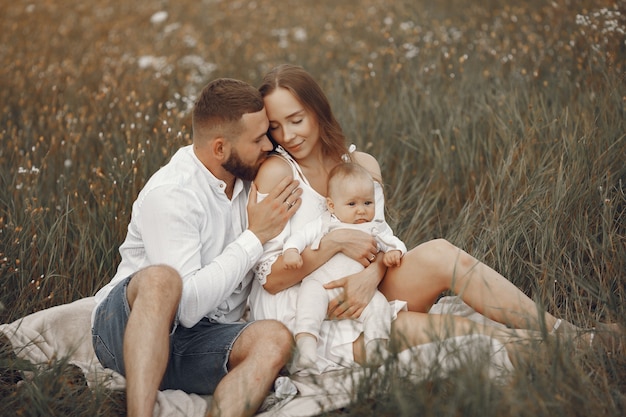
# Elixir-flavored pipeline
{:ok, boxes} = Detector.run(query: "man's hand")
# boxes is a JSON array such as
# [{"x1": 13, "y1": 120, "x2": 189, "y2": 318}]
[
  {"x1": 324, "y1": 258, "x2": 385, "y2": 319},
  {"x1": 247, "y1": 177, "x2": 301, "y2": 244}
]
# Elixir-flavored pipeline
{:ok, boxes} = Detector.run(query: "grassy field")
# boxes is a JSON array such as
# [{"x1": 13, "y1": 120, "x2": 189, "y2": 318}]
[{"x1": 1, "y1": 0, "x2": 625, "y2": 415}]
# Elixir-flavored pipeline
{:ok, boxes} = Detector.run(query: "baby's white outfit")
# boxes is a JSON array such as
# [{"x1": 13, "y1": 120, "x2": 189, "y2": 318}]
[{"x1": 284, "y1": 211, "x2": 406, "y2": 352}]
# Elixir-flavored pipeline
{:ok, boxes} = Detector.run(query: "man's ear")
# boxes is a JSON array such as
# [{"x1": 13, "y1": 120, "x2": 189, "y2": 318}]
[{"x1": 211, "y1": 137, "x2": 229, "y2": 161}]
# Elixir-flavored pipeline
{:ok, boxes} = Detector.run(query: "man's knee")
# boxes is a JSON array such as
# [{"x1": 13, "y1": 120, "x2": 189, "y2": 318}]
[
  {"x1": 235, "y1": 320, "x2": 293, "y2": 367},
  {"x1": 254, "y1": 320, "x2": 293, "y2": 352},
  {"x1": 127, "y1": 264, "x2": 182, "y2": 308}
]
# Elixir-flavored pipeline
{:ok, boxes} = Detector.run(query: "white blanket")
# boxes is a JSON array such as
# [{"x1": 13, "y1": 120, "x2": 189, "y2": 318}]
[{"x1": 0, "y1": 296, "x2": 512, "y2": 417}]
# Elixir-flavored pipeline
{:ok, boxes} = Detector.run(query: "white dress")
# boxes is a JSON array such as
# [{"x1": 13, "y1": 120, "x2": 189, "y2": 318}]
[{"x1": 249, "y1": 146, "x2": 406, "y2": 374}]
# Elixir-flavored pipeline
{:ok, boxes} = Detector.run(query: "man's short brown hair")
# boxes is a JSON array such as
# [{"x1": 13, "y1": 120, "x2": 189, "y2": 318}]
[{"x1": 192, "y1": 78, "x2": 264, "y2": 141}]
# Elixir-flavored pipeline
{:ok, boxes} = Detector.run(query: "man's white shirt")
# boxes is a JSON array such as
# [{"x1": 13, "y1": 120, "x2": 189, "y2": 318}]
[{"x1": 92, "y1": 145, "x2": 263, "y2": 328}]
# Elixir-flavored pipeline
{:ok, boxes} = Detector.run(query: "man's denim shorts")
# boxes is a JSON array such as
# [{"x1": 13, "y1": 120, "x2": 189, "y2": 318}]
[{"x1": 91, "y1": 275, "x2": 251, "y2": 394}]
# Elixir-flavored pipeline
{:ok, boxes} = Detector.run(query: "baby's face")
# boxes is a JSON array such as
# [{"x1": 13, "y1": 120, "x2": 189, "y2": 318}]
[{"x1": 327, "y1": 178, "x2": 375, "y2": 224}]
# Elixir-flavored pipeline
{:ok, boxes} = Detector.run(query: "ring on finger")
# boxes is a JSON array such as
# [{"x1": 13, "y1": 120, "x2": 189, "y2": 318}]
[{"x1": 369, "y1": 254, "x2": 375, "y2": 262}]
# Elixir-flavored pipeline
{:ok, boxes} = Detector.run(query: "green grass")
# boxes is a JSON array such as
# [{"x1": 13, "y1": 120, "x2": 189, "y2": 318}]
[{"x1": 1, "y1": 0, "x2": 625, "y2": 415}]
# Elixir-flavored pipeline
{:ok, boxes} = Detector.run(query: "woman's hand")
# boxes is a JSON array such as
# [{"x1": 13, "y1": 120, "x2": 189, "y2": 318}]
[
  {"x1": 324, "y1": 255, "x2": 386, "y2": 319},
  {"x1": 320, "y1": 228, "x2": 379, "y2": 267}
]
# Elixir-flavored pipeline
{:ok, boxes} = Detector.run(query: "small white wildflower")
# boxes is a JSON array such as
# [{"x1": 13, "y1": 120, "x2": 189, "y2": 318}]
[
  {"x1": 183, "y1": 35, "x2": 197, "y2": 48},
  {"x1": 164, "y1": 22, "x2": 181, "y2": 34},
  {"x1": 575, "y1": 15, "x2": 585, "y2": 26},
  {"x1": 150, "y1": 11, "x2": 168, "y2": 25},
  {"x1": 403, "y1": 43, "x2": 419, "y2": 59},
  {"x1": 138, "y1": 55, "x2": 168, "y2": 71},
  {"x1": 400, "y1": 21, "x2": 414, "y2": 31},
  {"x1": 293, "y1": 27, "x2": 307, "y2": 41},
  {"x1": 179, "y1": 55, "x2": 217, "y2": 76}
]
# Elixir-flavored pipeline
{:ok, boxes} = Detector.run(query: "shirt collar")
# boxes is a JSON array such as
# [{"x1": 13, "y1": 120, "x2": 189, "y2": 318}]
[{"x1": 189, "y1": 146, "x2": 247, "y2": 199}]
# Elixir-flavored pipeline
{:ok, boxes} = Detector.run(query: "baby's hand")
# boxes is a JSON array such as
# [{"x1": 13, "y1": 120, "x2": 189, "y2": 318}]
[
  {"x1": 383, "y1": 250, "x2": 402, "y2": 267},
  {"x1": 283, "y1": 249, "x2": 303, "y2": 269}
]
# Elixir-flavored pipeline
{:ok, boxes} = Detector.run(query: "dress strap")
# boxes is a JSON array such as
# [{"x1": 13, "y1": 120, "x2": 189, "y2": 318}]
[{"x1": 273, "y1": 146, "x2": 312, "y2": 188}]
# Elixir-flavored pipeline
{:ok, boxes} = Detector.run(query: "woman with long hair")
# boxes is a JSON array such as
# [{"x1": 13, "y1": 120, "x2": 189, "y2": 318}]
[{"x1": 249, "y1": 64, "x2": 619, "y2": 373}]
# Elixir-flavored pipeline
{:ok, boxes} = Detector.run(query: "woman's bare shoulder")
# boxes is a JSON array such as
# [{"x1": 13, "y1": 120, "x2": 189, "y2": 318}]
[
  {"x1": 254, "y1": 154, "x2": 294, "y2": 193},
  {"x1": 351, "y1": 151, "x2": 382, "y2": 183}
]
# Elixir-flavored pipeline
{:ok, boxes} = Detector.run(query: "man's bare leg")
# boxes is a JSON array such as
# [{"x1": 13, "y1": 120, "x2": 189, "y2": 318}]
[
  {"x1": 208, "y1": 320, "x2": 292, "y2": 417},
  {"x1": 124, "y1": 265, "x2": 182, "y2": 417}
]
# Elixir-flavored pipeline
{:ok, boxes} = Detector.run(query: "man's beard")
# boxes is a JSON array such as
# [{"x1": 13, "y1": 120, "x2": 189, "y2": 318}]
[{"x1": 222, "y1": 149, "x2": 264, "y2": 181}]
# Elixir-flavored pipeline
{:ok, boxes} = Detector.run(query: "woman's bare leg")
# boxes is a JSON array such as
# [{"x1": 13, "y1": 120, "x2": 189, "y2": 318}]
[
  {"x1": 390, "y1": 311, "x2": 538, "y2": 353},
  {"x1": 353, "y1": 311, "x2": 540, "y2": 367},
  {"x1": 379, "y1": 239, "x2": 574, "y2": 333}
]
